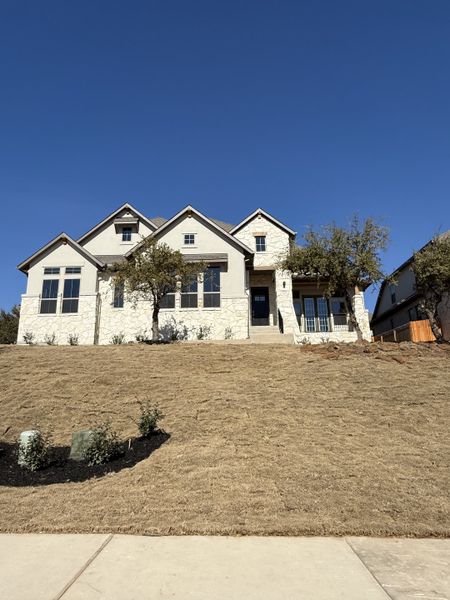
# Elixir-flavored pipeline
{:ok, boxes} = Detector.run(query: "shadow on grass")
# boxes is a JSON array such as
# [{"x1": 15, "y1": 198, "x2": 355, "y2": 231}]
[{"x1": 0, "y1": 432, "x2": 170, "y2": 487}]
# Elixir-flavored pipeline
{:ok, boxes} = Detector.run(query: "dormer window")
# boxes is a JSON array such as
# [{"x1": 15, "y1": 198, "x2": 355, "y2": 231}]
[
  {"x1": 255, "y1": 235, "x2": 266, "y2": 252},
  {"x1": 122, "y1": 227, "x2": 132, "y2": 242},
  {"x1": 184, "y1": 233, "x2": 195, "y2": 245}
]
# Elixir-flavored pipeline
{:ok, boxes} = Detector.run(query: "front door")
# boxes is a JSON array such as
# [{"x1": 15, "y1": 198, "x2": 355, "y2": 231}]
[{"x1": 251, "y1": 287, "x2": 270, "y2": 325}]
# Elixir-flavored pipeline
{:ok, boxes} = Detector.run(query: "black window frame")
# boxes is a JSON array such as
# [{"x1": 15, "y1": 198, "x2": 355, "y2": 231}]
[
  {"x1": 113, "y1": 283, "x2": 124, "y2": 308},
  {"x1": 62, "y1": 278, "x2": 80, "y2": 314},
  {"x1": 44, "y1": 267, "x2": 60, "y2": 275},
  {"x1": 40, "y1": 279, "x2": 59, "y2": 314},
  {"x1": 203, "y1": 266, "x2": 221, "y2": 308},
  {"x1": 65, "y1": 266, "x2": 81, "y2": 274},
  {"x1": 122, "y1": 227, "x2": 132, "y2": 242},
  {"x1": 181, "y1": 276, "x2": 198, "y2": 308},
  {"x1": 183, "y1": 233, "x2": 195, "y2": 245}
]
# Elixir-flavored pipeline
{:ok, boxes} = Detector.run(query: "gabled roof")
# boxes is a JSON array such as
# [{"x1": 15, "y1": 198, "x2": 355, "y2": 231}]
[
  {"x1": 125, "y1": 205, "x2": 254, "y2": 258},
  {"x1": 77, "y1": 203, "x2": 157, "y2": 244},
  {"x1": 371, "y1": 229, "x2": 450, "y2": 322},
  {"x1": 230, "y1": 208, "x2": 296, "y2": 237},
  {"x1": 17, "y1": 233, "x2": 105, "y2": 273}
]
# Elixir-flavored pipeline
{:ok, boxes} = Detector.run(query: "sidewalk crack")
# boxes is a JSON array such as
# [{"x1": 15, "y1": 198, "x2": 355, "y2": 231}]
[{"x1": 52, "y1": 534, "x2": 114, "y2": 600}]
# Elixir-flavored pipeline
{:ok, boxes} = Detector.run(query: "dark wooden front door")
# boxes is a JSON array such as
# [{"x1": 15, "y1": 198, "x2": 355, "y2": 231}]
[{"x1": 251, "y1": 287, "x2": 270, "y2": 325}]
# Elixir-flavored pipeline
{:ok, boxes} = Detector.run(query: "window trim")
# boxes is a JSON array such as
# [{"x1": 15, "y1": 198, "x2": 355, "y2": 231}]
[
  {"x1": 62, "y1": 278, "x2": 80, "y2": 314},
  {"x1": 40, "y1": 279, "x2": 59, "y2": 314},
  {"x1": 183, "y1": 233, "x2": 196, "y2": 246},
  {"x1": 203, "y1": 266, "x2": 221, "y2": 309},
  {"x1": 122, "y1": 226, "x2": 132, "y2": 242},
  {"x1": 181, "y1": 276, "x2": 198, "y2": 308},
  {"x1": 255, "y1": 235, "x2": 267, "y2": 252},
  {"x1": 113, "y1": 282, "x2": 124, "y2": 309}
]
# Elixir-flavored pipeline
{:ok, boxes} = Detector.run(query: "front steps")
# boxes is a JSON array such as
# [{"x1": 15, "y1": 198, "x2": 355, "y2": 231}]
[{"x1": 249, "y1": 325, "x2": 294, "y2": 344}]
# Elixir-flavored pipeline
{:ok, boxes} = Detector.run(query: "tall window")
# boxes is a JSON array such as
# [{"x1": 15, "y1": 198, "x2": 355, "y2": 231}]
[
  {"x1": 184, "y1": 233, "x2": 195, "y2": 245},
  {"x1": 255, "y1": 236, "x2": 266, "y2": 252},
  {"x1": 303, "y1": 297, "x2": 330, "y2": 332},
  {"x1": 40, "y1": 280, "x2": 59, "y2": 314},
  {"x1": 122, "y1": 227, "x2": 132, "y2": 242},
  {"x1": 113, "y1": 283, "x2": 124, "y2": 308},
  {"x1": 204, "y1": 267, "x2": 220, "y2": 308},
  {"x1": 160, "y1": 286, "x2": 175, "y2": 309},
  {"x1": 330, "y1": 299, "x2": 347, "y2": 330},
  {"x1": 181, "y1": 276, "x2": 198, "y2": 308},
  {"x1": 62, "y1": 279, "x2": 80, "y2": 313},
  {"x1": 389, "y1": 284, "x2": 397, "y2": 304}
]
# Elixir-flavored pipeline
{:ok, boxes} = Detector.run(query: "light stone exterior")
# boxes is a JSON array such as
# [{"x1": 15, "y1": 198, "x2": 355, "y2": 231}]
[{"x1": 17, "y1": 204, "x2": 373, "y2": 345}]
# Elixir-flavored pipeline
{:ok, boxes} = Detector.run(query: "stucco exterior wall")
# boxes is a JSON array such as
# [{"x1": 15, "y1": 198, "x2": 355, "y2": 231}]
[
  {"x1": 81, "y1": 210, "x2": 155, "y2": 256},
  {"x1": 234, "y1": 214, "x2": 290, "y2": 268}
]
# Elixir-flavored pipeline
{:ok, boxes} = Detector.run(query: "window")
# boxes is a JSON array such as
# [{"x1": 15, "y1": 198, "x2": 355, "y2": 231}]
[
  {"x1": 389, "y1": 284, "x2": 397, "y2": 304},
  {"x1": 62, "y1": 279, "x2": 80, "y2": 313},
  {"x1": 330, "y1": 298, "x2": 347, "y2": 330},
  {"x1": 65, "y1": 266, "x2": 81, "y2": 274},
  {"x1": 204, "y1": 267, "x2": 220, "y2": 308},
  {"x1": 303, "y1": 297, "x2": 330, "y2": 332},
  {"x1": 184, "y1": 233, "x2": 195, "y2": 245},
  {"x1": 160, "y1": 286, "x2": 175, "y2": 309},
  {"x1": 255, "y1": 236, "x2": 266, "y2": 252},
  {"x1": 181, "y1": 276, "x2": 198, "y2": 308},
  {"x1": 44, "y1": 267, "x2": 60, "y2": 275},
  {"x1": 40, "y1": 280, "x2": 59, "y2": 314},
  {"x1": 122, "y1": 227, "x2": 132, "y2": 242},
  {"x1": 113, "y1": 283, "x2": 124, "y2": 308}
]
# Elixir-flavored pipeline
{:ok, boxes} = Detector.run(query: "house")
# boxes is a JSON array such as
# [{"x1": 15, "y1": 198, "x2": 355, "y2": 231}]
[
  {"x1": 371, "y1": 232, "x2": 450, "y2": 341},
  {"x1": 17, "y1": 204, "x2": 372, "y2": 345}
]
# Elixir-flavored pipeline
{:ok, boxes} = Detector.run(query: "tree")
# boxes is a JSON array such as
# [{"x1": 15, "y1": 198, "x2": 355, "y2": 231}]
[
  {"x1": 0, "y1": 305, "x2": 20, "y2": 344},
  {"x1": 412, "y1": 234, "x2": 450, "y2": 343},
  {"x1": 281, "y1": 216, "x2": 389, "y2": 339},
  {"x1": 113, "y1": 237, "x2": 206, "y2": 341}
]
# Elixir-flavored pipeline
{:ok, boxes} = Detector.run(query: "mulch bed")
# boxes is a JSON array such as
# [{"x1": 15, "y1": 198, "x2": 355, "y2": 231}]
[{"x1": 0, "y1": 432, "x2": 170, "y2": 487}]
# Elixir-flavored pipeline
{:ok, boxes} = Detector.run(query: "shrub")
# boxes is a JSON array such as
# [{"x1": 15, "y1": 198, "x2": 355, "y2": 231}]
[
  {"x1": 196, "y1": 325, "x2": 211, "y2": 340},
  {"x1": 18, "y1": 430, "x2": 51, "y2": 471},
  {"x1": 111, "y1": 333, "x2": 125, "y2": 345},
  {"x1": 136, "y1": 400, "x2": 164, "y2": 438},
  {"x1": 136, "y1": 329, "x2": 151, "y2": 343},
  {"x1": 23, "y1": 331, "x2": 35, "y2": 345},
  {"x1": 224, "y1": 327, "x2": 233, "y2": 340},
  {"x1": 68, "y1": 333, "x2": 79, "y2": 346},
  {"x1": 82, "y1": 421, "x2": 124, "y2": 465},
  {"x1": 44, "y1": 332, "x2": 57, "y2": 345}
]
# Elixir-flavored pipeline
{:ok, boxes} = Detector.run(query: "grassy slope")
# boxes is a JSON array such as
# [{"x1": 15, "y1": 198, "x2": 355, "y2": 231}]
[{"x1": 0, "y1": 342, "x2": 449, "y2": 536}]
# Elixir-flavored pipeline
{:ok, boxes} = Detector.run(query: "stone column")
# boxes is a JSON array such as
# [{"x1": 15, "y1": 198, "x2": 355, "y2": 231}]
[{"x1": 352, "y1": 291, "x2": 372, "y2": 341}]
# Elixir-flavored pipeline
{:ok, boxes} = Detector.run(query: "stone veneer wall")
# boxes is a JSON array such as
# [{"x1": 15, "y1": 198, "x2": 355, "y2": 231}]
[
  {"x1": 233, "y1": 214, "x2": 291, "y2": 268},
  {"x1": 97, "y1": 275, "x2": 249, "y2": 344},
  {"x1": 17, "y1": 294, "x2": 97, "y2": 345}
]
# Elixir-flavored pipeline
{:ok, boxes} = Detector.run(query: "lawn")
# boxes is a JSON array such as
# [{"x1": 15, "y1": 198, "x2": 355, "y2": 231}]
[{"x1": 0, "y1": 342, "x2": 449, "y2": 536}]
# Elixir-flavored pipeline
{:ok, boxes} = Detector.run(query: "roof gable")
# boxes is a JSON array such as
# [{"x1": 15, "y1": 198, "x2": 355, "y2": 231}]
[
  {"x1": 77, "y1": 203, "x2": 157, "y2": 245},
  {"x1": 230, "y1": 208, "x2": 296, "y2": 237},
  {"x1": 126, "y1": 205, "x2": 254, "y2": 257},
  {"x1": 17, "y1": 233, "x2": 105, "y2": 273}
]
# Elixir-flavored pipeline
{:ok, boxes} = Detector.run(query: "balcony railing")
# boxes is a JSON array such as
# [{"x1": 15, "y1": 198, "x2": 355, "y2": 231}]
[{"x1": 297, "y1": 313, "x2": 351, "y2": 333}]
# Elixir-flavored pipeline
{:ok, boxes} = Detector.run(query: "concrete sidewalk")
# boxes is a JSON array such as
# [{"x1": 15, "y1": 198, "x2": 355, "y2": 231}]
[{"x1": 0, "y1": 535, "x2": 448, "y2": 600}]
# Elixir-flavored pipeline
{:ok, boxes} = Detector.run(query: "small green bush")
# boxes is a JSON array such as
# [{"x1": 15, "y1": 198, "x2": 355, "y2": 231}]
[
  {"x1": 68, "y1": 333, "x2": 79, "y2": 345},
  {"x1": 18, "y1": 430, "x2": 51, "y2": 471},
  {"x1": 111, "y1": 333, "x2": 125, "y2": 345},
  {"x1": 136, "y1": 400, "x2": 164, "y2": 438},
  {"x1": 82, "y1": 421, "x2": 124, "y2": 465}
]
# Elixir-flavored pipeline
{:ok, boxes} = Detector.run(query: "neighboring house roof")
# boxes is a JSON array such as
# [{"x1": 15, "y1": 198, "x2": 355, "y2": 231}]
[
  {"x1": 77, "y1": 203, "x2": 157, "y2": 244},
  {"x1": 94, "y1": 254, "x2": 126, "y2": 266},
  {"x1": 371, "y1": 229, "x2": 450, "y2": 323},
  {"x1": 181, "y1": 253, "x2": 228, "y2": 263},
  {"x1": 17, "y1": 233, "x2": 105, "y2": 273},
  {"x1": 230, "y1": 208, "x2": 296, "y2": 237},
  {"x1": 126, "y1": 205, "x2": 254, "y2": 258}
]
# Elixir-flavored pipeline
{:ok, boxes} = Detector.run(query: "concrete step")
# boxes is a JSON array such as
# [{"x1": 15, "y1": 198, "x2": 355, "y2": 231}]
[
  {"x1": 249, "y1": 332, "x2": 294, "y2": 345},
  {"x1": 250, "y1": 326, "x2": 280, "y2": 334}
]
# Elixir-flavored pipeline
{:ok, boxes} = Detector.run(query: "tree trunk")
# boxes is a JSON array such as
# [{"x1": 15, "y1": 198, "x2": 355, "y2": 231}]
[
  {"x1": 344, "y1": 288, "x2": 362, "y2": 341},
  {"x1": 423, "y1": 306, "x2": 443, "y2": 343},
  {"x1": 152, "y1": 304, "x2": 160, "y2": 342}
]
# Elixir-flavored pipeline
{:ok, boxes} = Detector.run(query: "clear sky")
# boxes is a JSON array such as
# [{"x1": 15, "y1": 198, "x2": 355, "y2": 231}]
[{"x1": 1, "y1": 0, "x2": 449, "y2": 312}]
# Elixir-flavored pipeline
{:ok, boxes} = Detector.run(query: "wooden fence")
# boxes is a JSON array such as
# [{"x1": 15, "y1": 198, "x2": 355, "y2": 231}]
[{"x1": 373, "y1": 320, "x2": 435, "y2": 343}]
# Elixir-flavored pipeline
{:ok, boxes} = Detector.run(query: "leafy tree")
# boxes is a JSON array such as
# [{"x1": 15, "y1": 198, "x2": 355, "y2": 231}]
[
  {"x1": 113, "y1": 237, "x2": 206, "y2": 341},
  {"x1": 0, "y1": 305, "x2": 20, "y2": 344},
  {"x1": 281, "y1": 216, "x2": 389, "y2": 339},
  {"x1": 412, "y1": 234, "x2": 450, "y2": 343}
]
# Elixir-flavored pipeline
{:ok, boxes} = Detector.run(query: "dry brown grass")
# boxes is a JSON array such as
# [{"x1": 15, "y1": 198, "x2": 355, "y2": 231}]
[{"x1": 0, "y1": 342, "x2": 449, "y2": 536}]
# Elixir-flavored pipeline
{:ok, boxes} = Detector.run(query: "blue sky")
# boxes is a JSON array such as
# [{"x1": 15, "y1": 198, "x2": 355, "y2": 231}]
[{"x1": 1, "y1": 0, "x2": 449, "y2": 312}]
